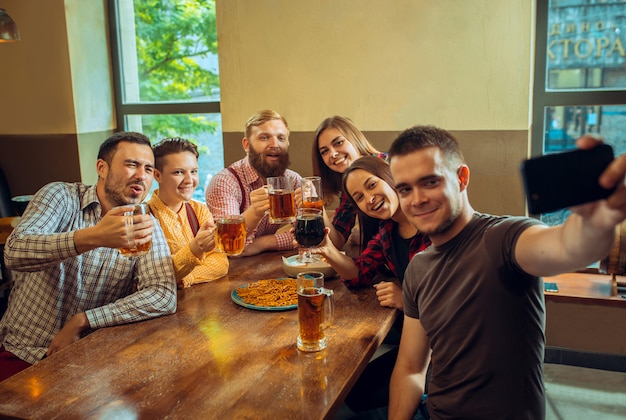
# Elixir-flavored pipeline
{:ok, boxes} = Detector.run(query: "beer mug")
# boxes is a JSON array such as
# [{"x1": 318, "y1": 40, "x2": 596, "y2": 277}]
[
  {"x1": 215, "y1": 214, "x2": 246, "y2": 256},
  {"x1": 296, "y1": 271, "x2": 334, "y2": 352},
  {"x1": 118, "y1": 203, "x2": 152, "y2": 258},
  {"x1": 267, "y1": 176, "x2": 296, "y2": 224},
  {"x1": 302, "y1": 176, "x2": 323, "y2": 210}
]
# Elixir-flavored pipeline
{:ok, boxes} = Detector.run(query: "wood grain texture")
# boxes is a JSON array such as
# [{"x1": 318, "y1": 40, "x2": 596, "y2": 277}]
[{"x1": 0, "y1": 251, "x2": 397, "y2": 419}]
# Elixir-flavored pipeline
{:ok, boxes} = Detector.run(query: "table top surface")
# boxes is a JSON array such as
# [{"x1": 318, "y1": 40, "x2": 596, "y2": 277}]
[
  {"x1": 543, "y1": 272, "x2": 626, "y2": 307},
  {"x1": 0, "y1": 251, "x2": 397, "y2": 419}
]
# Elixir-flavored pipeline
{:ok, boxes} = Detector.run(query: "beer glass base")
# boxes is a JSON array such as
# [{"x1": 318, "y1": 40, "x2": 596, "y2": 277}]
[
  {"x1": 118, "y1": 249, "x2": 149, "y2": 259},
  {"x1": 297, "y1": 336, "x2": 327, "y2": 352},
  {"x1": 296, "y1": 254, "x2": 322, "y2": 264},
  {"x1": 269, "y1": 217, "x2": 296, "y2": 224}
]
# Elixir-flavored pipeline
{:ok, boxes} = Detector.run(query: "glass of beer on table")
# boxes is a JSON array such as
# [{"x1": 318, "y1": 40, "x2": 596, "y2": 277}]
[
  {"x1": 302, "y1": 176, "x2": 323, "y2": 210},
  {"x1": 215, "y1": 214, "x2": 246, "y2": 256},
  {"x1": 119, "y1": 203, "x2": 152, "y2": 258},
  {"x1": 297, "y1": 271, "x2": 334, "y2": 352},
  {"x1": 267, "y1": 176, "x2": 296, "y2": 224}
]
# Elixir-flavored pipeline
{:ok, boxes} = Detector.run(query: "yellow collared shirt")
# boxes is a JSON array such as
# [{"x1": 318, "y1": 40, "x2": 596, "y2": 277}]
[{"x1": 148, "y1": 190, "x2": 229, "y2": 288}]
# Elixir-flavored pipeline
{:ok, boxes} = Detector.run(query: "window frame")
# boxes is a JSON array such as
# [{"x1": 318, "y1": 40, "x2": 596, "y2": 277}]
[
  {"x1": 106, "y1": 0, "x2": 220, "y2": 132},
  {"x1": 531, "y1": 0, "x2": 625, "y2": 157}
]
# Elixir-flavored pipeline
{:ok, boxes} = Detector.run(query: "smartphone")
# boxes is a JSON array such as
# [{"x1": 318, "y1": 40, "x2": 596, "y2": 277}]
[
  {"x1": 544, "y1": 282, "x2": 559, "y2": 293},
  {"x1": 520, "y1": 144, "x2": 615, "y2": 214}
]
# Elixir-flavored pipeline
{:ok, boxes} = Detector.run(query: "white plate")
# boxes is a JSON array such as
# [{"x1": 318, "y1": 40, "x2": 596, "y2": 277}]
[{"x1": 281, "y1": 255, "x2": 337, "y2": 278}]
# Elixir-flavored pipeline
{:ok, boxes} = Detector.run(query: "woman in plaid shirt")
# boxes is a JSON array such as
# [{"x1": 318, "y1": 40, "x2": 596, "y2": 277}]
[
  {"x1": 312, "y1": 116, "x2": 387, "y2": 252},
  {"x1": 312, "y1": 156, "x2": 431, "y2": 311},
  {"x1": 312, "y1": 155, "x2": 431, "y2": 414}
]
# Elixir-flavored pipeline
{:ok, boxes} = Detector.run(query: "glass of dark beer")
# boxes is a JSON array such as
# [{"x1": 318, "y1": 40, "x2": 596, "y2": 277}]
[{"x1": 295, "y1": 208, "x2": 324, "y2": 263}]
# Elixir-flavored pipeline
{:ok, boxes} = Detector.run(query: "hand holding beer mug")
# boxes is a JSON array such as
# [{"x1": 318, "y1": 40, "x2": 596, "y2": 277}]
[
  {"x1": 267, "y1": 176, "x2": 296, "y2": 224},
  {"x1": 215, "y1": 214, "x2": 246, "y2": 256},
  {"x1": 119, "y1": 203, "x2": 152, "y2": 258},
  {"x1": 297, "y1": 271, "x2": 334, "y2": 352},
  {"x1": 302, "y1": 176, "x2": 323, "y2": 210}
]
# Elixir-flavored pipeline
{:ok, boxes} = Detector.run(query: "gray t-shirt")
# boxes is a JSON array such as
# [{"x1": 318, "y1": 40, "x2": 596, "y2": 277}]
[{"x1": 403, "y1": 213, "x2": 545, "y2": 419}]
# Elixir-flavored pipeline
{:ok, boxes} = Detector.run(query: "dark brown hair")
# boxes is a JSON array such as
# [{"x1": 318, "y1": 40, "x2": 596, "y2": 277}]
[
  {"x1": 152, "y1": 137, "x2": 199, "y2": 171},
  {"x1": 389, "y1": 125, "x2": 465, "y2": 171},
  {"x1": 97, "y1": 131, "x2": 151, "y2": 165},
  {"x1": 341, "y1": 156, "x2": 395, "y2": 251}
]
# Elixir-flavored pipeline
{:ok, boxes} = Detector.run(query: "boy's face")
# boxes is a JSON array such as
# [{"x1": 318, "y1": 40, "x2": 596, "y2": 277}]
[{"x1": 154, "y1": 151, "x2": 199, "y2": 205}]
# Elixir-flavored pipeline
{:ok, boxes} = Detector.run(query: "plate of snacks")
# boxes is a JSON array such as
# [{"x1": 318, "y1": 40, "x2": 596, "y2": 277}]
[{"x1": 231, "y1": 278, "x2": 298, "y2": 311}]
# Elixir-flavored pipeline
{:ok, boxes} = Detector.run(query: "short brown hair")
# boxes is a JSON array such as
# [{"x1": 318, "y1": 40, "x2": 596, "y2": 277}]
[
  {"x1": 152, "y1": 137, "x2": 199, "y2": 171},
  {"x1": 98, "y1": 131, "x2": 151, "y2": 165},
  {"x1": 389, "y1": 125, "x2": 465, "y2": 171},
  {"x1": 245, "y1": 110, "x2": 289, "y2": 139}
]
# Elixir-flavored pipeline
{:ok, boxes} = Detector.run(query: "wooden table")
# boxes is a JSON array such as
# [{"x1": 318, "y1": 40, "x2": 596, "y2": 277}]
[
  {"x1": 543, "y1": 272, "x2": 626, "y2": 358},
  {"x1": 0, "y1": 251, "x2": 397, "y2": 419},
  {"x1": 543, "y1": 272, "x2": 626, "y2": 307}
]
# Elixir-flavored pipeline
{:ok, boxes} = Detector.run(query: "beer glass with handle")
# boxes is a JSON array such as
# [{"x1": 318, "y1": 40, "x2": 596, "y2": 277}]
[
  {"x1": 118, "y1": 203, "x2": 152, "y2": 258},
  {"x1": 267, "y1": 176, "x2": 296, "y2": 224},
  {"x1": 302, "y1": 176, "x2": 323, "y2": 211},
  {"x1": 296, "y1": 271, "x2": 334, "y2": 352}
]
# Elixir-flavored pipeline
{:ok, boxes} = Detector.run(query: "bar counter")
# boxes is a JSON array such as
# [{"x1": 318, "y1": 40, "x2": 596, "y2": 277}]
[{"x1": 0, "y1": 251, "x2": 397, "y2": 419}]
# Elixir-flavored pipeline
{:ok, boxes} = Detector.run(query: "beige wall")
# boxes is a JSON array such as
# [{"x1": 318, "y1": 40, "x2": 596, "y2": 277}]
[
  {"x1": 0, "y1": 0, "x2": 113, "y2": 194},
  {"x1": 217, "y1": 0, "x2": 534, "y2": 216}
]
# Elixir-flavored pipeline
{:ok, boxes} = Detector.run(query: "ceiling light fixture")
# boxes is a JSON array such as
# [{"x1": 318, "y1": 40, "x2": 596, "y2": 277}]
[{"x1": 0, "y1": 9, "x2": 21, "y2": 43}]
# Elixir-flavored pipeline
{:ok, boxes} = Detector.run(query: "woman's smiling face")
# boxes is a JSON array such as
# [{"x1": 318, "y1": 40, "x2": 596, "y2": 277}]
[
  {"x1": 317, "y1": 127, "x2": 361, "y2": 174},
  {"x1": 345, "y1": 168, "x2": 399, "y2": 220}
]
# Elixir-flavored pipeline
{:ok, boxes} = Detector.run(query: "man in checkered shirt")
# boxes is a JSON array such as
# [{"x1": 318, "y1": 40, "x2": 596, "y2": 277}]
[
  {"x1": 0, "y1": 132, "x2": 177, "y2": 382},
  {"x1": 206, "y1": 110, "x2": 302, "y2": 256}
]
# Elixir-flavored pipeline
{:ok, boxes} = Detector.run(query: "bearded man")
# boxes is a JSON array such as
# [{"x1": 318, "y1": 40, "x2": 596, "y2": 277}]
[
  {"x1": 0, "y1": 132, "x2": 177, "y2": 381},
  {"x1": 206, "y1": 110, "x2": 302, "y2": 256}
]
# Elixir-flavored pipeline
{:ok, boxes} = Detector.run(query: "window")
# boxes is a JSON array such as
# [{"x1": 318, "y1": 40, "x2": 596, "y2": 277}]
[
  {"x1": 108, "y1": 0, "x2": 222, "y2": 201},
  {"x1": 532, "y1": 0, "x2": 626, "y2": 226}
]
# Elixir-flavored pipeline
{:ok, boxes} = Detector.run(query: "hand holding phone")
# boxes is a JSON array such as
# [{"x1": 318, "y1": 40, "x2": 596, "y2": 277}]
[{"x1": 520, "y1": 144, "x2": 616, "y2": 214}]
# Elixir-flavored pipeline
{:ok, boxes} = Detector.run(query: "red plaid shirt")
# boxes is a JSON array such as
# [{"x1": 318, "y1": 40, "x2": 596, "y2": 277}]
[
  {"x1": 205, "y1": 157, "x2": 302, "y2": 251},
  {"x1": 342, "y1": 219, "x2": 431, "y2": 288}
]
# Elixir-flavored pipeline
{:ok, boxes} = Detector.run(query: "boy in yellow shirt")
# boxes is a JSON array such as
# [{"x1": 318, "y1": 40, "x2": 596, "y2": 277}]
[{"x1": 149, "y1": 138, "x2": 228, "y2": 288}]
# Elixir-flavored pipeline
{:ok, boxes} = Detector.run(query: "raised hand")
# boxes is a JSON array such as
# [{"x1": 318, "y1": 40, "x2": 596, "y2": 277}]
[
  {"x1": 249, "y1": 186, "x2": 270, "y2": 218},
  {"x1": 191, "y1": 220, "x2": 217, "y2": 257}
]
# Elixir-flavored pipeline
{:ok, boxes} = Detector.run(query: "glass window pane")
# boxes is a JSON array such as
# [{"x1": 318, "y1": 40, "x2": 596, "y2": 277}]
[
  {"x1": 546, "y1": 0, "x2": 626, "y2": 91},
  {"x1": 543, "y1": 104, "x2": 626, "y2": 154},
  {"x1": 126, "y1": 113, "x2": 224, "y2": 202},
  {"x1": 117, "y1": 0, "x2": 219, "y2": 104},
  {"x1": 540, "y1": 104, "x2": 626, "y2": 226}
]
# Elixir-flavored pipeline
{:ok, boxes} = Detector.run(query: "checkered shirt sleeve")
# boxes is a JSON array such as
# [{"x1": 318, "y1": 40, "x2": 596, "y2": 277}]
[{"x1": 1, "y1": 182, "x2": 177, "y2": 364}]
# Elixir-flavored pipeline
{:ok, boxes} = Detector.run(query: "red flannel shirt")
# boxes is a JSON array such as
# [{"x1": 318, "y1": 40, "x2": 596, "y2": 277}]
[{"x1": 342, "y1": 219, "x2": 431, "y2": 288}]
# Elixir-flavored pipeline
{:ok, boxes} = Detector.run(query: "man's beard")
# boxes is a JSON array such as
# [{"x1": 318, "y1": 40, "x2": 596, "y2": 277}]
[
  {"x1": 248, "y1": 147, "x2": 291, "y2": 178},
  {"x1": 418, "y1": 198, "x2": 462, "y2": 237},
  {"x1": 104, "y1": 174, "x2": 145, "y2": 207}
]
